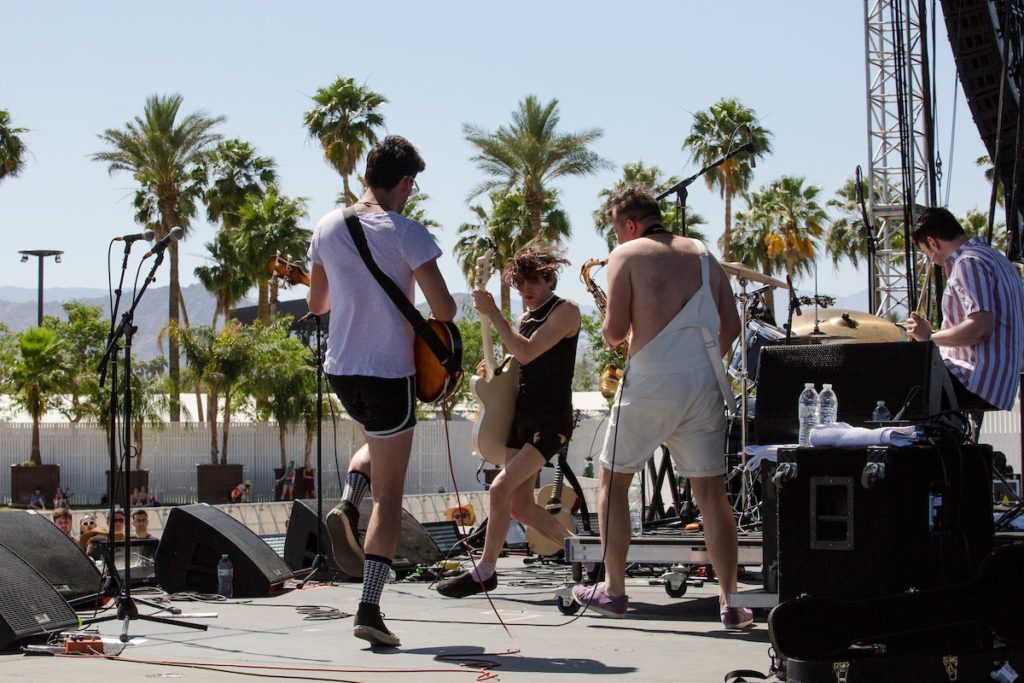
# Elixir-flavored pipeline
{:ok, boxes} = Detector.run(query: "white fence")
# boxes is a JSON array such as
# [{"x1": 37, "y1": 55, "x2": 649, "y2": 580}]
[{"x1": 0, "y1": 416, "x2": 610, "y2": 507}]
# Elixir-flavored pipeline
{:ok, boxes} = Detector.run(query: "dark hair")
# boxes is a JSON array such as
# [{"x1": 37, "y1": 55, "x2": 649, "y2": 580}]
[
  {"x1": 502, "y1": 239, "x2": 571, "y2": 290},
  {"x1": 602, "y1": 183, "x2": 662, "y2": 224},
  {"x1": 52, "y1": 509, "x2": 71, "y2": 521},
  {"x1": 363, "y1": 135, "x2": 425, "y2": 190},
  {"x1": 912, "y1": 207, "x2": 966, "y2": 243}
]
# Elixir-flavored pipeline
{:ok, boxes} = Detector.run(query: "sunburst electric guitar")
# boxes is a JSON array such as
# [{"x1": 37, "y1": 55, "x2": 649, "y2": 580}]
[{"x1": 470, "y1": 250, "x2": 518, "y2": 465}]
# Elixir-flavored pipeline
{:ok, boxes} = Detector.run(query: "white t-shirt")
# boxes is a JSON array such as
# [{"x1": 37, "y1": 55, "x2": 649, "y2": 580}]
[{"x1": 308, "y1": 208, "x2": 442, "y2": 377}]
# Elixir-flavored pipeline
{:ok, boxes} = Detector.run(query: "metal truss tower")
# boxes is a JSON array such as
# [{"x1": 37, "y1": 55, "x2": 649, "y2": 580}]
[{"x1": 864, "y1": 0, "x2": 936, "y2": 317}]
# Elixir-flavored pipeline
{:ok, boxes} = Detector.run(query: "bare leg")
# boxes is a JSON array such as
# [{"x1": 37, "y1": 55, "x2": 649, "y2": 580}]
[
  {"x1": 348, "y1": 440, "x2": 371, "y2": 478},
  {"x1": 690, "y1": 474, "x2": 738, "y2": 608},
  {"x1": 362, "y1": 430, "x2": 414, "y2": 559},
  {"x1": 479, "y1": 446, "x2": 547, "y2": 567},
  {"x1": 599, "y1": 467, "x2": 636, "y2": 597},
  {"x1": 509, "y1": 446, "x2": 576, "y2": 545}
]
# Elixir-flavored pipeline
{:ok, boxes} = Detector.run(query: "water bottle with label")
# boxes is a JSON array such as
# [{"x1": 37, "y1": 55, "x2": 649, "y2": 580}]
[
  {"x1": 818, "y1": 384, "x2": 838, "y2": 426},
  {"x1": 217, "y1": 554, "x2": 233, "y2": 598},
  {"x1": 871, "y1": 400, "x2": 891, "y2": 422},
  {"x1": 628, "y1": 477, "x2": 643, "y2": 536},
  {"x1": 798, "y1": 383, "x2": 819, "y2": 446}
]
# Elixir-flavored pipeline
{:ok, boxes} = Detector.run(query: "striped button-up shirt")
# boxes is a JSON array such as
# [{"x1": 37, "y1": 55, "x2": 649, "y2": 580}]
[{"x1": 941, "y1": 236, "x2": 1024, "y2": 411}]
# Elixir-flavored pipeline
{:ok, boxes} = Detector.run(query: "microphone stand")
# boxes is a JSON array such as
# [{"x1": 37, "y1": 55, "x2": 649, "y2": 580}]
[
  {"x1": 657, "y1": 143, "x2": 755, "y2": 237},
  {"x1": 855, "y1": 166, "x2": 878, "y2": 311},
  {"x1": 298, "y1": 314, "x2": 329, "y2": 587},
  {"x1": 90, "y1": 249, "x2": 207, "y2": 641}
]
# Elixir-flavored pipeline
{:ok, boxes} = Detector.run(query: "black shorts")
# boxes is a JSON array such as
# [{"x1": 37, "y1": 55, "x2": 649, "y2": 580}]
[
  {"x1": 506, "y1": 412, "x2": 575, "y2": 461},
  {"x1": 327, "y1": 374, "x2": 416, "y2": 438}
]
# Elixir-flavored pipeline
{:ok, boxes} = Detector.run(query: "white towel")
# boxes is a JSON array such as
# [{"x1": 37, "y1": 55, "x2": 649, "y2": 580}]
[
  {"x1": 742, "y1": 444, "x2": 800, "y2": 471},
  {"x1": 809, "y1": 422, "x2": 920, "y2": 448}
]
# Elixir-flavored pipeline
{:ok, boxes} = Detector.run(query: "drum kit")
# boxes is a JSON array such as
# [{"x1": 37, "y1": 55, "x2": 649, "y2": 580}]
[{"x1": 722, "y1": 261, "x2": 906, "y2": 517}]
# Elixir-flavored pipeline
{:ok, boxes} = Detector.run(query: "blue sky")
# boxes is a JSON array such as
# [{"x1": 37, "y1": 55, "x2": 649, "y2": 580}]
[{"x1": 0, "y1": 1, "x2": 992, "y2": 310}]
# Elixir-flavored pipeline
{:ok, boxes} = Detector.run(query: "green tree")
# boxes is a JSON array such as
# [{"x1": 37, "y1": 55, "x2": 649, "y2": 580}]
[
  {"x1": 93, "y1": 93, "x2": 224, "y2": 422},
  {"x1": 464, "y1": 95, "x2": 609, "y2": 236},
  {"x1": 761, "y1": 176, "x2": 827, "y2": 280},
  {"x1": 41, "y1": 302, "x2": 107, "y2": 423},
  {"x1": 0, "y1": 109, "x2": 28, "y2": 183},
  {"x1": 961, "y1": 207, "x2": 1009, "y2": 252},
  {"x1": 824, "y1": 176, "x2": 887, "y2": 271},
  {"x1": 232, "y1": 188, "x2": 310, "y2": 322},
  {"x1": 195, "y1": 230, "x2": 251, "y2": 328},
  {"x1": 9, "y1": 327, "x2": 65, "y2": 465},
  {"x1": 683, "y1": 98, "x2": 772, "y2": 261},
  {"x1": 593, "y1": 161, "x2": 707, "y2": 250},
  {"x1": 976, "y1": 155, "x2": 1004, "y2": 207},
  {"x1": 304, "y1": 76, "x2": 387, "y2": 205},
  {"x1": 204, "y1": 138, "x2": 277, "y2": 232}
]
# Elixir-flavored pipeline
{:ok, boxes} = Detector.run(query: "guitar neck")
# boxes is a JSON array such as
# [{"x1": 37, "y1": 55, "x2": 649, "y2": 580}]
[{"x1": 477, "y1": 285, "x2": 499, "y2": 379}]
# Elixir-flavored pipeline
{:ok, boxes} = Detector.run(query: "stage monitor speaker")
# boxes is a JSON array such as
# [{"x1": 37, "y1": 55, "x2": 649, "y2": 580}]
[
  {"x1": 0, "y1": 510, "x2": 102, "y2": 606},
  {"x1": 770, "y1": 443, "x2": 993, "y2": 603},
  {"x1": 753, "y1": 341, "x2": 954, "y2": 445},
  {"x1": 0, "y1": 543, "x2": 78, "y2": 651},
  {"x1": 283, "y1": 498, "x2": 443, "y2": 577},
  {"x1": 155, "y1": 504, "x2": 292, "y2": 596}
]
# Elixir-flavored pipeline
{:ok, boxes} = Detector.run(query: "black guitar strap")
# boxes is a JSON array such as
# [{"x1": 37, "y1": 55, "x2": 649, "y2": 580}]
[{"x1": 342, "y1": 208, "x2": 458, "y2": 374}]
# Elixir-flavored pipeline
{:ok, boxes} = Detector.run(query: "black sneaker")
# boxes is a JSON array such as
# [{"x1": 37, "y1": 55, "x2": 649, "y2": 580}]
[
  {"x1": 326, "y1": 500, "x2": 364, "y2": 578},
  {"x1": 436, "y1": 570, "x2": 498, "y2": 598},
  {"x1": 353, "y1": 603, "x2": 400, "y2": 647}
]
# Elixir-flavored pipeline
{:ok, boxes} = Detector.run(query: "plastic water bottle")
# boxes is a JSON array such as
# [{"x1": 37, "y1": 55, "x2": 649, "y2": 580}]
[
  {"x1": 818, "y1": 384, "x2": 838, "y2": 426},
  {"x1": 871, "y1": 400, "x2": 891, "y2": 423},
  {"x1": 217, "y1": 554, "x2": 233, "y2": 598},
  {"x1": 628, "y1": 477, "x2": 643, "y2": 536},
  {"x1": 798, "y1": 383, "x2": 819, "y2": 446}
]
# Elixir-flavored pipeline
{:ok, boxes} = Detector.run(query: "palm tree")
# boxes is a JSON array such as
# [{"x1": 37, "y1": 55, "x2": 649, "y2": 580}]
[
  {"x1": 304, "y1": 76, "x2": 387, "y2": 204},
  {"x1": 824, "y1": 177, "x2": 885, "y2": 271},
  {"x1": 9, "y1": 327, "x2": 65, "y2": 465},
  {"x1": 205, "y1": 138, "x2": 277, "y2": 232},
  {"x1": 0, "y1": 109, "x2": 28, "y2": 183},
  {"x1": 454, "y1": 189, "x2": 570, "y2": 315},
  {"x1": 195, "y1": 231, "x2": 251, "y2": 327},
  {"x1": 232, "y1": 188, "x2": 310, "y2": 322},
  {"x1": 464, "y1": 95, "x2": 609, "y2": 236},
  {"x1": 93, "y1": 93, "x2": 224, "y2": 422},
  {"x1": 976, "y1": 155, "x2": 1004, "y2": 207},
  {"x1": 683, "y1": 98, "x2": 772, "y2": 261},
  {"x1": 961, "y1": 207, "x2": 1009, "y2": 252},
  {"x1": 593, "y1": 161, "x2": 707, "y2": 250},
  {"x1": 731, "y1": 189, "x2": 785, "y2": 279},
  {"x1": 761, "y1": 176, "x2": 827, "y2": 281}
]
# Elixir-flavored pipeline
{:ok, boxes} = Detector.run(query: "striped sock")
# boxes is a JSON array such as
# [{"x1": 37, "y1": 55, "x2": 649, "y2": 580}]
[
  {"x1": 360, "y1": 554, "x2": 392, "y2": 606},
  {"x1": 343, "y1": 471, "x2": 370, "y2": 507}
]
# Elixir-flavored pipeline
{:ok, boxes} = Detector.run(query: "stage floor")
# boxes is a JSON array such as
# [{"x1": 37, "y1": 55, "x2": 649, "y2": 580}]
[{"x1": 0, "y1": 556, "x2": 773, "y2": 682}]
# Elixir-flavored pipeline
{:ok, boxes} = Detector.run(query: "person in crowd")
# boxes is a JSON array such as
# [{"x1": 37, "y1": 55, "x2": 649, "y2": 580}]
[
  {"x1": 906, "y1": 207, "x2": 1024, "y2": 412},
  {"x1": 131, "y1": 509, "x2": 155, "y2": 540},
  {"x1": 571, "y1": 184, "x2": 751, "y2": 629},
  {"x1": 278, "y1": 460, "x2": 296, "y2": 501},
  {"x1": 52, "y1": 486, "x2": 70, "y2": 510},
  {"x1": 307, "y1": 135, "x2": 456, "y2": 647},
  {"x1": 130, "y1": 487, "x2": 143, "y2": 507},
  {"x1": 437, "y1": 240, "x2": 580, "y2": 598},
  {"x1": 28, "y1": 487, "x2": 47, "y2": 510},
  {"x1": 230, "y1": 481, "x2": 251, "y2": 504},
  {"x1": 52, "y1": 508, "x2": 74, "y2": 538},
  {"x1": 302, "y1": 464, "x2": 315, "y2": 498}
]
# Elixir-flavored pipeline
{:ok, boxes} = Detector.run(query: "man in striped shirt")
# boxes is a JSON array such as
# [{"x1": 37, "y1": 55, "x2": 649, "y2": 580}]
[{"x1": 906, "y1": 207, "x2": 1024, "y2": 412}]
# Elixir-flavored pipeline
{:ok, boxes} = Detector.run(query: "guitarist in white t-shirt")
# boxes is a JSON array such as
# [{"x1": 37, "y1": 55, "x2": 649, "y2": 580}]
[
  {"x1": 307, "y1": 136, "x2": 456, "y2": 648},
  {"x1": 437, "y1": 240, "x2": 580, "y2": 599}
]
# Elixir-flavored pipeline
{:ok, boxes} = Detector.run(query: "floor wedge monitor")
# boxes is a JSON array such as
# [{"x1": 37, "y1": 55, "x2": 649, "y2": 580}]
[
  {"x1": 0, "y1": 543, "x2": 78, "y2": 651},
  {"x1": 155, "y1": 504, "x2": 292, "y2": 596}
]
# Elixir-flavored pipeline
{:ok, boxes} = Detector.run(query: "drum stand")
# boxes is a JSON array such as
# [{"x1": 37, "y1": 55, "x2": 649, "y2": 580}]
[{"x1": 731, "y1": 277, "x2": 761, "y2": 524}]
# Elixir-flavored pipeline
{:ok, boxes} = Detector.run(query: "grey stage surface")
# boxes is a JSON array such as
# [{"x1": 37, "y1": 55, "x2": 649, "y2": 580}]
[{"x1": 0, "y1": 557, "x2": 771, "y2": 682}]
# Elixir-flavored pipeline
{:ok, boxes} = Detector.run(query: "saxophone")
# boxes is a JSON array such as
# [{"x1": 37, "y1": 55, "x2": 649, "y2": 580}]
[{"x1": 580, "y1": 258, "x2": 629, "y2": 398}]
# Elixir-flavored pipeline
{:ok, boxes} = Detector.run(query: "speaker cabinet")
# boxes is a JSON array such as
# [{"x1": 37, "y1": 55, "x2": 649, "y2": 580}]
[
  {"x1": 283, "y1": 498, "x2": 443, "y2": 577},
  {"x1": 0, "y1": 543, "x2": 78, "y2": 650},
  {"x1": 770, "y1": 443, "x2": 993, "y2": 603},
  {"x1": 155, "y1": 504, "x2": 292, "y2": 596},
  {"x1": 754, "y1": 342, "x2": 953, "y2": 445},
  {"x1": 0, "y1": 510, "x2": 102, "y2": 606}
]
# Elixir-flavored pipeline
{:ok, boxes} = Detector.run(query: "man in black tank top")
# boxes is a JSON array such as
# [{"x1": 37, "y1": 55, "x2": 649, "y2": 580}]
[{"x1": 438, "y1": 240, "x2": 581, "y2": 598}]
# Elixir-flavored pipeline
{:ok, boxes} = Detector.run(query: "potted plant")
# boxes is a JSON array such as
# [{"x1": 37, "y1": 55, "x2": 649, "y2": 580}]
[{"x1": 7, "y1": 327, "x2": 65, "y2": 506}]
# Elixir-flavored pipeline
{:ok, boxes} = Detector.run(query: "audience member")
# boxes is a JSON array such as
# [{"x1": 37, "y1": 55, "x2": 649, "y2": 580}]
[
  {"x1": 230, "y1": 481, "x2": 251, "y2": 504},
  {"x1": 131, "y1": 509, "x2": 156, "y2": 540},
  {"x1": 52, "y1": 487, "x2": 70, "y2": 510},
  {"x1": 52, "y1": 509, "x2": 74, "y2": 538},
  {"x1": 303, "y1": 464, "x2": 315, "y2": 498},
  {"x1": 278, "y1": 460, "x2": 296, "y2": 501},
  {"x1": 139, "y1": 485, "x2": 158, "y2": 506},
  {"x1": 28, "y1": 487, "x2": 47, "y2": 510},
  {"x1": 130, "y1": 487, "x2": 143, "y2": 507}
]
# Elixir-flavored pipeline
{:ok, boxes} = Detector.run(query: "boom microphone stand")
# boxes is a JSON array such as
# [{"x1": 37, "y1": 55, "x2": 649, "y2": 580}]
[
  {"x1": 298, "y1": 313, "x2": 329, "y2": 587},
  {"x1": 657, "y1": 141, "x2": 756, "y2": 236},
  {"x1": 91, "y1": 247, "x2": 207, "y2": 641}
]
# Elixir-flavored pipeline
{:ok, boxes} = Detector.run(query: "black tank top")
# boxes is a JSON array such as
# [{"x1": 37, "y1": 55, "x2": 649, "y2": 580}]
[{"x1": 516, "y1": 295, "x2": 578, "y2": 417}]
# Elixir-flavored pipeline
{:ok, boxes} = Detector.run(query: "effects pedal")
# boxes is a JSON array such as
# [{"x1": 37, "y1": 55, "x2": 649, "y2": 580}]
[{"x1": 63, "y1": 634, "x2": 104, "y2": 654}]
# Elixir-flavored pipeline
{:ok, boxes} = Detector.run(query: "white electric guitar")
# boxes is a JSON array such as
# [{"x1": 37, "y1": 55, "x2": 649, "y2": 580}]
[{"x1": 470, "y1": 249, "x2": 519, "y2": 465}]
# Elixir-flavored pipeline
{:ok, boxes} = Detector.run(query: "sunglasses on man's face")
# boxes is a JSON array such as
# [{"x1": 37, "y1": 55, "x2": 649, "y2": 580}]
[
  {"x1": 113, "y1": 517, "x2": 125, "y2": 523},
  {"x1": 82, "y1": 520, "x2": 96, "y2": 527}
]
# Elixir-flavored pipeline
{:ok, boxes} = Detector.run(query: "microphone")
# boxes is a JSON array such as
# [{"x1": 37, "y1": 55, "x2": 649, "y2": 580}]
[
  {"x1": 745, "y1": 126, "x2": 756, "y2": 168},
  {"x1": 114, "y1": 229, "x2": 155, "y2": 244},
  {"x1": 855, "y1": 166, "x2": 864, "y2": 204},
  {"x1": 143, "y1": 226, "x2": 184, "y2": 259},
  {"x1": 296, "y1": 311, "x2": 317, "y2": 323}
]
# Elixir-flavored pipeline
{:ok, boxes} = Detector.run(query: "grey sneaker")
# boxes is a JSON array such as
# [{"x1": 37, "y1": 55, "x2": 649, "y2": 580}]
[
  {"x1": 353, "y1": 603, "x2": 400, "y2": 647},
  {"x1": 326, "y1": 500, "x2": 364, "y2": 578},
  {"x1": 571, "y1": 583, "x2": 628, "y2": 618}
]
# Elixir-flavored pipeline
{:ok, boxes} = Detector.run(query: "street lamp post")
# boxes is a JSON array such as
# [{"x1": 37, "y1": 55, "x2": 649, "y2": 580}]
[{"x1": 18, "y1": 249, "x2": 63, "y2": 326}]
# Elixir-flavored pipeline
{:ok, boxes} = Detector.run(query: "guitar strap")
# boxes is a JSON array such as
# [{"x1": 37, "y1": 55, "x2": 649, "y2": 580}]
[{"x1": 342, "y1": 208, "x2": 459, "y2": 374}]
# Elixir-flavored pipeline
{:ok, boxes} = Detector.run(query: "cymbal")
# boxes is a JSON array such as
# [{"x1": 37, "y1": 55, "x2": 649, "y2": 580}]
[
  {"x1": 789, "y1": 308, "x2": 905, "y2": 342},
  {"x1": 720, "y1": 262, "x2": 789, "y2": 289}
]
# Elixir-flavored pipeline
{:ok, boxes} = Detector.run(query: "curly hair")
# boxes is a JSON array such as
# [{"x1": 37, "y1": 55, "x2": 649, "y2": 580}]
[
  {"x1": 502, "y1": 239, "x2": 571, "y2": 290},
  {"x1": 602, "y1": 182, "x2": 662, "y2": 223},
  {"x1": 364, "y1": 135, "x2": 426, "y2": 190}
]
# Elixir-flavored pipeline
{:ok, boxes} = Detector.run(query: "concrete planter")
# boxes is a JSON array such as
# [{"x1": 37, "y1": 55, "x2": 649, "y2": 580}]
[
  {"x1": 196, "y1": 464, "x2": 243, "y2": 504},
  {"x1": 10, "y1": 463, "x2": 61, "y2": 508}
]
